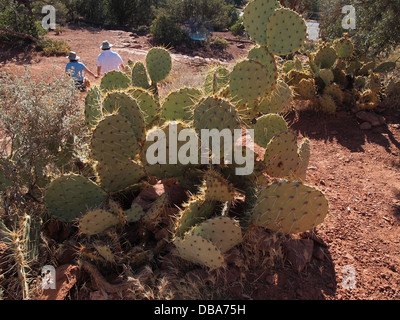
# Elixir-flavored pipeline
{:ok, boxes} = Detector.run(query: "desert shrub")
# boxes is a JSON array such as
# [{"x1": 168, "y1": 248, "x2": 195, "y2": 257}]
[
  {"x1": 0, "y1": 70, "x2": 86, "y2": 204},
  {"x1": 319, "y1": 0, "x2": 400, "y2": 56},
  {"x1": 37, "y1": 38, "x2": 70, "y2": 56},
  {"x1": 161, "y1": 0, "x2": 234, "y2": 31},
  {"x1": 209, "y1": 37, "x2": 229, "y2": 50},
  {"x1": 229, "y1": 16, "x2": 245, "y2": 36},
  {"x1": 0, "y1": 0, "x2": 40, "y2": 39},
  {"x1": 150, "y1": 14, "x2": 186, "y2": 47}
]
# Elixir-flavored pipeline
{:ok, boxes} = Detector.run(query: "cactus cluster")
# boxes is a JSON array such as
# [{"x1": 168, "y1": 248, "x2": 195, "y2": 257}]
[
  {"x1": 283, "y1": 36, "x2": 397, "y2": 114},
  {"x1": 40, "y1": 0, "x2": 330, "y2": 270}
]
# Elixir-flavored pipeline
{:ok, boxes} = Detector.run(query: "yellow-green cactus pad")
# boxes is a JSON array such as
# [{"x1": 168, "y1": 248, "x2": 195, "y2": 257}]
[
  {"x1": 141, "y1": 121, "x2": 200, "y2": 178},
  {"x1": 292, "y1": 138, "x2": 310, "y2": 182},
  {"x1": 175, "y1": 195, "x2": 216, "y2": 237},
  {"x1": 79, "y1": 209, "x2": 119, "y2": 235},
  {"x1": 100, "y1": 70, "x2": 131, "y2": 92},
  {"x1": 264, "y1": 130, "x2": 300, "y2": 178},
  {"x1": 84, "y1": 86, "x2": 103, "y2": 130},
  {"x1": 95, "y1": 160, "x2": 145, "y2": 193},
  {"x1": 256, "y1": 80, "x2": 293, "y2": 114},
  {"x1": 201, "y1": 170, "x2": 237, "y2": 202},
  {"x1": 161, "y1": 87, "x2": 202, "y2": 122},
  {"x1": 102, "y1": 91, "x2": 146, "y2": 143},
  {"x1": 294, "y1": 78, "x2": 316, "y2": 100},
  {"x1": 314, "y1": 45, "x2": 337, "y2": 69},
  {"x1": 191, "y1": 216, "x2": 242, "y2": 253},
  {"x1": 230, "y1": 59, "x2": 275, "y2": 104},
  {"x1": 124, "y1": 203, "x2": 146, "y2": 223},
  {"x1": 252, "y1": 181, "x2": 329, "y2": 233},
  {"x1": 90, "y1": 114, "x2": 140, "y2": 164},
  {"x1": 146, "y1": 47, "x2": 172, "y2": 83},
  {"x1": 174, "y1": 233, "x2": 224, "y2": 269},
  {"x1": 333, "y1": 38, "x2": 354, "y2": 59},
  {"x1": 266, "y1": 8, "x2": 307, "y2": 56},
  {"x1": 204, "y1": 66, "x2": 230, "y2": 95},
  {"x1": 131, "y1": 61, "x2": 151, "y2": 89},
  {"x1": 243, "y1": 0, "x2": 281, "y2": 45},
  {"x1": 251, "y1": 114, "x2": 288, "y2": 148},
  {"x1": 128, "y1": 87, "x2": 160, "y2": 127}
]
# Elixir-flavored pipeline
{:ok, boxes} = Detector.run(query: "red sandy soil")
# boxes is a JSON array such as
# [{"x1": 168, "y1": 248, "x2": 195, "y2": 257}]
[{"x1": 0, "y1": 27, "x2": 399, "y2": 300}]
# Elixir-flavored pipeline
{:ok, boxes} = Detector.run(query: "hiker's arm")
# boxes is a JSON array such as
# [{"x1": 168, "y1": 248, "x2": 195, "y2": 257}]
[
  {"x1": 97, "y1": 66, "x2": 101, "y2": 77},
  {"x1": 84, "y1": 68, "x2": 98, "y2": 78},
  {"x1": 119, "y1": 64, "x2": 125, "y2": 72}
]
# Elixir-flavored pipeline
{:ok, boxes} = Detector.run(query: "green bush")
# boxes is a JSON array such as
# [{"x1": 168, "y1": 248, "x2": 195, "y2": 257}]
[
  {"x1": 150, "y1": 14, "x2": 186, "y2": 47},
  {"x1": 37, "y1": 38, "x2": 70, "y2": 56},
  {"x1": 208, "y1": 37, "x2": 229, "y2": 50},
  {"x1": 229, "y1": 17, "x2": 245, "y2": 36},
  {"x1": 0, "y1": 70, "x2": 85, "y2": 201},
  {"x1": 161, "y1": 0, "x2": 234, "y2": 31}
]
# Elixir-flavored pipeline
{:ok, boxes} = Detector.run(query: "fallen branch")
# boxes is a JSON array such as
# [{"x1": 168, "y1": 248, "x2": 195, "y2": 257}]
[
  {"x1": 224, "y1": 38, "x2": 254, "y2": 44},
  {"x1": 78, "y1": 260, "x2": 143, "y2": 294},
  {"x1": 0, "y1": 27, "x2": 40, "y2": 43}
]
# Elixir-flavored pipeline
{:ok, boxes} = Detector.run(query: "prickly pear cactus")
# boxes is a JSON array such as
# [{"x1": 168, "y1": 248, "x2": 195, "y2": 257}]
[
  {"x1": 131, "y1": 61, "x2": 151, "y2": 89},
  {"x1": 44, "y1": 174, "x2": 108, "y2": 222},
  {"x1": 146, "y1": 47, "x2": 172, "y2": 84},
  {"x1": 100, "y1": 70, "x2": 131, "y2": 92},
  {"x1": 251, "y1": 181, "x2": 329, "y2": 233},
  {"x1": 79, "y1": 209, "x2": 119, "y2": 235},
  {"x1": 84, "y1": 86, "x2": 103, "y2": 129},
  {"x1": 102, "y1": 91, "x2": 146, "y2": 143},
  {"x1": 90, "y1": 114, "x2": 140, "y2": 164},
  {"x1": 161, "y1": 87, "x2": 202, "y2": 122}
]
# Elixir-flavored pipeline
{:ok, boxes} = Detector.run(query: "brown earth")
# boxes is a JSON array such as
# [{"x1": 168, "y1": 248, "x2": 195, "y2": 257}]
[{"x1": 0, "y1": 27, "x2": 399, "y2": 300}]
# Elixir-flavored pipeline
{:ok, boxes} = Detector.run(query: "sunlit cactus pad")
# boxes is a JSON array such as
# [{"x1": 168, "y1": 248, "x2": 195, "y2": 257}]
[
  {"x1": 252, "y1": 181, "x2": 329, "y2": 233},
  {"x1": 266, "y1": 8, "x2": 307, "y2": 56}
]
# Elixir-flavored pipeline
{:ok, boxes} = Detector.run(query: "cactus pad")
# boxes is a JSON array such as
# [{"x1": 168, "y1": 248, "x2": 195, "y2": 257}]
[
  {"x1": 333, "y1": 38, "x2": 354, "y2": 58},
  {"x1": 256, "y1": 80, "x2": 293, "y2": 114},
  {"x1": 230, "y1": 59, "x2": 275, "y2": 104},
  {"x1": 314, "y1": 45, "x2": 337, "y2": 69},
  {"x1": 266, "y1": 8, "x2": 307, "y2": 56},
  {"x1": 251, "y1": 114, "x2": 288, "y2": 148},
  {"x1": 252, "y1": 181, "x2": 328, "y2": 233},
  {"x1": 204, "y1": 66, "x2": 230, "y2": 95},
  {"x1": 264, "y1": 130, "x2": 299, "y2": 178},
  {"x1": 191, "y1": 216, "x2": 242, "y2": 253},
  {"x1": 317, "y1": 94, "x2": 337, "y2": 114},
  {"x1": 201, "y1": 170, "x2": 236, "y2": 202},
  {"x1": 102, "y1": 91, "x2": 146, "y2": 143},
  {"x1": 293, "y1": 138, "x2": 310, "y2": 181},
  {"x1": 124, "y1": 203, "x2": 146, "y2": 223},
  {"x1": 193, "y1": 96, "x2": 241, "y2": 160},
  {"x1": 79, "y1": 209, "x2": 119, "y2": 235},
  {"x1": 95, "y1": 160, "x2": 145, "y2": 193},
  {"x1": 100, "y1": 71, "x2": 131, "y2": 92},
  {"x1": 319, "y1": 68, "x2": 334, "y2": 85},
  {"x1": 174, "y1": 233, "x2": 224, "y2": 269},
  {"x1": 85, "y1": 86, "x2": 103, "y2": 129},
  {"x1": 146, "y1": 47, "x2": 172, "y2": 83},
  {"x1": 90, "y1": 114, "x2": 140, "y2": 164},
  {"x1": 294, "y1": 78, "x2": 316, "y2": 100},
  {"x1": 44, "y1": 174, "x2": 108, "y2": 222},
  {"x1": 243, "y1": 0, "x2": 281, "y2": 45},
  {"x1": 175, "y1": 195, "x2": 216, "y2": 237},
  {"x1": 161, "y1": 87, "x2": 202, "y2": 122},
  {"x1": 131, "y1": 61, "x2": 151, "y2": 89},
  {"x1": 141, "y1": 121, "x2": 200, "y2": 178},
  {"x1": 129, "y1": 87, "x2": 160, "y2": 127}
]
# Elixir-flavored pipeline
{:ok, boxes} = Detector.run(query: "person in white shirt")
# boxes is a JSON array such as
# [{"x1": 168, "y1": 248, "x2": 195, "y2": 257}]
[{"x1": 97, "y1": 40, "x2": 125, "y2": 76}]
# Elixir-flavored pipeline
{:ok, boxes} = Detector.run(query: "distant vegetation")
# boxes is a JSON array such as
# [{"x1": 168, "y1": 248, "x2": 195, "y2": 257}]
[{"x1": 0, "y1": 0, "x2": 399, "y2": 56}]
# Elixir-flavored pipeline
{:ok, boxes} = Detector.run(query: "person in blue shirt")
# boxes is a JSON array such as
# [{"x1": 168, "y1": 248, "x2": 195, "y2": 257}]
[{"x1": 65, "y1": 51, "x2": 97, "y2": 92}]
